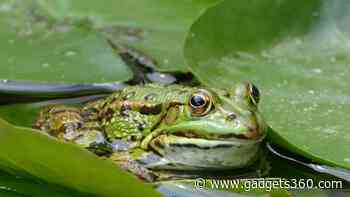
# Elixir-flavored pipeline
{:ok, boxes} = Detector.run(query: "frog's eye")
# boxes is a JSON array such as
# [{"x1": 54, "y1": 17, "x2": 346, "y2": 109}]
[
  {"x1": 248, "y1": 83, "x2": 260, "y2": 105},
  {"x1": 189, "y1": 91, "x2": 212, "y2": 116}
]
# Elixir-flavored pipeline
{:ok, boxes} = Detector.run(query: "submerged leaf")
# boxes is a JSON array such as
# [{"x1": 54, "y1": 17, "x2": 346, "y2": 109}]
[{"x1": 36, "y1": 0, "x2": 219, "y2": 72}]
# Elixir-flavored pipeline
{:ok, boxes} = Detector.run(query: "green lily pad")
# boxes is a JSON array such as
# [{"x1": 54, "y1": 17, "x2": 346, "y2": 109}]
[
  {"x1": 0, "y1": 118, "x2": 162, "y2": 197},
  {"x1": 0, "y1": 102, "x2": 41, "y2": 128},
  {"x1": 0, "y1": 191, "x2": 22, "y2": 197},
  {"x1": 0, "y1": 96, "x2": 98, "y2": 127},
  {"x1": 0, "y1": 170, "x2": 87, "y2": 197},
  {"x1": 36, "y1": 0, "x2": 219, "y2": 72},
  {"x1": 185, "y1": 0, "x2": 350, "y2": 169},
  {"x1": 0, "y1": 1, "x2": 132, "y2": 84}
]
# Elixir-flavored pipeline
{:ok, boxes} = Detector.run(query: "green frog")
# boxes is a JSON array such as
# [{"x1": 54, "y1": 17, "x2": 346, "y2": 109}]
[{"x1": 34, "y1": 82, "x2": 267, "y2": 181}]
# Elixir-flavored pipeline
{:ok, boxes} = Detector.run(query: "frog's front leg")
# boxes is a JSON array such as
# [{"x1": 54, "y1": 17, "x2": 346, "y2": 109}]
[
  {"x1": 100, "y1": 100, "x2": 170, "y2": 146},
  {"x1": 140, "y1": 103, "x2": 182, "y2": 149},
  {"x1": 34, "y1": 105, "x2": 113, "y2": 156}
]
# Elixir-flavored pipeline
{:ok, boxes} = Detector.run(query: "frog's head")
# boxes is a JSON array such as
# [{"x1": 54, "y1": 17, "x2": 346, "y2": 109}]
[
  {"x1": 158, "y1": 82, "x2": 266, "y2": 141},
  {"x1": 146, "y1": 82, "x2": 267, "y2": 170},
  {"x1": 181, "y1": 81, "x2": 265, "y2": 140}
]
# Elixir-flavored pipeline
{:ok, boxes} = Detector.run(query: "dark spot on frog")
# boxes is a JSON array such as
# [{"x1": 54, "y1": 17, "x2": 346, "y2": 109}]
[
  {"x1": 144, "y1": 93, "x2": 157, "y2": 101},
  {"x1": 131, "y1": 117, "x2": 146, "y2": 131},
  {"x1": 139, "y1": 104, "x2": 162, "y2": 115},
  {"x1": 122, "y1": 91, "x2": 136, "y2": 100},
  {"x1": 130, "y1": 135, "x2": 141, "y2": 141},
  {"x1": 152, "y1": 139, "x2": 165, "y2": 149},
  {"x1": 224, "y1": 92, "x2": 231, "y2": 97},
  {"x1": 120, "y1": 102, "x2": 132, "y2": 117},
  {"x1": 137, "y1": 123, "x2": 145, "y2": 131},
  {"x1": 103, "y1": 108, "x2": 115, "y2": 120}
]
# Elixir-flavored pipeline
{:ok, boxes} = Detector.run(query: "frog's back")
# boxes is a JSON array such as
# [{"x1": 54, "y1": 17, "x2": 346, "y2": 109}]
[
  {"x1": 83, "y1": 84, "x2": 194, "y2": 140},
  {"x1": 109, "y1": 84, "x2": 193, "y2": 105}
]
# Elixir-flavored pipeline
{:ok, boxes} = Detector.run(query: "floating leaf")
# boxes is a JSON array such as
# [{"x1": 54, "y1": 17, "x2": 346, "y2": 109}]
[
  {"x1": 0, "y1": 171, "x2": 86, "y2": 197},
  {"x1": 0, "y1": 95, "x2": 103, "y2": 127},
  {"x1": 0, "y1": 1, "x2": 132, "y2": 84},
  {"x1": 185, "y1": 0, "x2": 350, "y2": 169},
  {"x1": 0, "y1": 118, "x2": 162, "y2": 197}
]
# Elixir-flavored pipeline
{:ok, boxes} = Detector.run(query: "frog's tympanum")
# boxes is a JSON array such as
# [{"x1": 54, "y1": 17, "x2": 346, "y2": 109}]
[{"x1": 34, "y1": 83, "x2": 267, "y2": 181}]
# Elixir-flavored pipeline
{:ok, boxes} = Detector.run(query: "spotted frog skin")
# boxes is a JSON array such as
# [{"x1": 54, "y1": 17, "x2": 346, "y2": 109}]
[{"x1": 34, "y1": 83, "x2": 267, "y2": 181}]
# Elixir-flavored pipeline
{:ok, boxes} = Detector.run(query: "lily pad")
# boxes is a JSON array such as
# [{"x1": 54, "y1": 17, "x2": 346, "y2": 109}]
[
  {"x1": 0, "y1": 102, "x2": 42, "y2": 127},
  {"x1": 0, "y1": 1, "x2": 132, "y2": 84},
  {"x1": 0, "y1": 171, "x2": 87, "y2": 197},
  {"x1": 0, "y1": 95, "x2": 103, "y2": 127},
  {"x1": 36, "y1": 0, "x2": 219, "y2": 72},
  {"x1": 0, "y1": 118, "x2": 162, "y2": 197},
  {"x1": 184, "y1": 0, "x2": 350, "y2": 169}
]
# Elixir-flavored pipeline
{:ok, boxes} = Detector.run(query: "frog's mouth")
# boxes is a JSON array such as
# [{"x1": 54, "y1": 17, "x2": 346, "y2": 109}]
[
  {"x1": 140, "y1": 120, "x2": 266, "y2": 150},
  {"x1": 150, "y1": 132, "x2": 262, "y2": 150},
  {"x1": 149, "y1": 127, "x2": 266, "y2": 153},
  {"x1": 174, "y1": 119, "x2": 264, "y2": 141},
  {"x1": 170, "y1": 129, "x2": 261, "y2": 141},
  {"x1": 165, "y1": 121, "x2": 265, "y2": 142}
]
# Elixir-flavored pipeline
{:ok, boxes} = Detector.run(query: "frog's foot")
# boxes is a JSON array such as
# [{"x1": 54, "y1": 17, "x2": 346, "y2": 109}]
[{"x1": 110, "y1": 152, "x2": 158, "y2": 182}]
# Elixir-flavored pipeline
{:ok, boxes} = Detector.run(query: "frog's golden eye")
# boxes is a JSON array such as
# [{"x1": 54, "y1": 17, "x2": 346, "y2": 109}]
[
  {"x1": 189, "y1": 91, "x2": 212, "y2": 116},
  {"x1": 248, "y1": 83, "x2": 260, "y2": 105}
]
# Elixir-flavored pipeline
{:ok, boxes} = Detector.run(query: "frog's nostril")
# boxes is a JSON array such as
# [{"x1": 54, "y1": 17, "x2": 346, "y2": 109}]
[{"x1": 226, "y1": 113, "x2": 237, "y2": 121}]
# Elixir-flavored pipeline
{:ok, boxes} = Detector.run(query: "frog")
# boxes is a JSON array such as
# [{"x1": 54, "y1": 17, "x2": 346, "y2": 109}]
[{"x1": 33, "y1": 82, "x2": 267, "y2": 181}]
